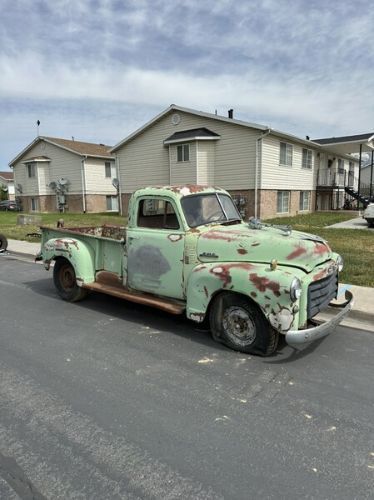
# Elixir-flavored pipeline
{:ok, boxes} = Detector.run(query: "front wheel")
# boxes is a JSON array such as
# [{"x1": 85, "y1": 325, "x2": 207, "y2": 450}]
[
  {"x1": 53, "y1": 258, "x2": 88, "y2": 302},
  {"x1": 0, "y1": 233, "x2": 8, "y2": 251},
  {"x1": 209, "y1": 293, "x2": 279, "y2": 356}
]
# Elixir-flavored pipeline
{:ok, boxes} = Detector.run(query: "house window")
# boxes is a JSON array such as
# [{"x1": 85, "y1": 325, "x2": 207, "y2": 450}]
[
  {"x1": 302, "y1": 149, "x2": 313, "y2": 169},
  {"x1": 279, "y1": 142, "x2": 293, "y2": 166},
  {"x1": 27, "y1": 163, "x2": 35, "y2": 178},
  {"x1": 337, "y1": 159, "x2": 344, "y2": 173},
  {"x1": 277, "y1": 191, "x2": 290, "y2": 213},
  {"x1": 177, "y1": 144, "x2": 190, "y2": 162},
  {"x1": 31, "y1": 198, "x2": 39, "y2": 211},
  {"x1": 299, "y1": 191, "x2": 311, "y2": 211},
  {"x1": 105, "y1": 161, "x2": 112, "y2": 178},
  {"x1": 106, "y1": 195, "x2": 119, "y2": 211}
]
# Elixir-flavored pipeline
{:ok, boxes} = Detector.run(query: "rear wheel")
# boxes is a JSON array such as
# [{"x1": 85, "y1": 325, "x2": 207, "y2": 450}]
[
  {"x1": 0, "y1": 233, "x2": 8, "y2": 251},
  {"x1": 53, "y1": 258, "x2": 88, "y2": 302},
  {"x1": 209, "y1": 293, "x2": 279, "y2": 356}
]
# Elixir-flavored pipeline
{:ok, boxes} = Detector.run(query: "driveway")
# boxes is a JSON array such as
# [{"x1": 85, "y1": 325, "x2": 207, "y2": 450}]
[{"x1": 327, "y1": 216, "x2": 373, "y2": 230}]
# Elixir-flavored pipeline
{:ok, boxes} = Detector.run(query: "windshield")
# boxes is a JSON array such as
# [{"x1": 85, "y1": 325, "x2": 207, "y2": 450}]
[{"x1": 181, "y1": 193, "x2": 242, "y2": 228}]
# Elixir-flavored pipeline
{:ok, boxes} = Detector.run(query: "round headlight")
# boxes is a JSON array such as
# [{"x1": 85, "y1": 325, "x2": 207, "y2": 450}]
[
  {"x1": 336, "y1": 255, "x2": 344, "y2": 273},
  {"x1": 290, "y1": 278, "x2": 302, "y2": 302}
]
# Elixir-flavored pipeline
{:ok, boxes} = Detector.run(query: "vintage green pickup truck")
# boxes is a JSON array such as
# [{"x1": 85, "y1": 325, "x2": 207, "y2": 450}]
[{"x1": 37, "y1": 185, "x2": 353, "y2": 356}]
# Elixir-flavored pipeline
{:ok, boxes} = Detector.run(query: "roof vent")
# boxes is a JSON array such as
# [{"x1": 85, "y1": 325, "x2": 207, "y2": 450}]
[{"x1": 228, "y1": 109, "x2": 234, "y2": 119}]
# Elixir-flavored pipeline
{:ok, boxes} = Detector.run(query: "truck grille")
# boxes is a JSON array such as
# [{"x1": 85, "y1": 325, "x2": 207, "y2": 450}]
[{"x1": 307, "y1": 271, "x2": 338, "y2": 319}]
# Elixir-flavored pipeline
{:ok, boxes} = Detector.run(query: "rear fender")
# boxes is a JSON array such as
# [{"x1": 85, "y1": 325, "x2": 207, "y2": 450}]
[
  {"x1": 42, "y1": 238, "x2": 95, "y2": 285},
  {"x1": 186, "y1": 262, "x2": 301, "y2": 332}
]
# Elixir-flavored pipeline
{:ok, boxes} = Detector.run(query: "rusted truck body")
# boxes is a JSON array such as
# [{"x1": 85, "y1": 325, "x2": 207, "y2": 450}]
[{"x1": 37, "y1": 185, "x2": 353, "y2": 356}]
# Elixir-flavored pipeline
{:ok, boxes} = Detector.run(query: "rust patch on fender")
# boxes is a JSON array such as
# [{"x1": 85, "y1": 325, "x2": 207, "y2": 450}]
[
  {"x1": 203, "y1": 286, "x2": 209, "y2": 298},
  {"x1": 210, "y1": 263, "x2": 254, "y2": 287},
  {"x1": 249, "y1": 273, "x2": 281, "y2": 297},
  {"x1": 237, "y1": 248, "x2": 248, "y2": 255},
  {"x1": 287, "y1": 246, "x2": 307, "y2": 260}
]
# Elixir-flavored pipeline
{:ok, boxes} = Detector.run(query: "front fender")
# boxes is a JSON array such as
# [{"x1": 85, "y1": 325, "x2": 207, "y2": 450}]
[
  {"x1": 186, "y1": 262, "x2": 302, "y2": 332},
  {"x1": 42, "y1": 238, "x2": 95, "y2": 284}
]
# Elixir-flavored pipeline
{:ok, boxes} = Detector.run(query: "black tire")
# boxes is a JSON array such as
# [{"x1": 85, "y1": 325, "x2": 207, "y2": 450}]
[
  {"x1": 53, "y1": 258, "x2": 88, "y2": 302},
  {"x1": 209, "y1": 292, "x2": 279, "y2": 356},
  {"x1": 0, "y1": 233, "x2": 8, "y2": 251}
]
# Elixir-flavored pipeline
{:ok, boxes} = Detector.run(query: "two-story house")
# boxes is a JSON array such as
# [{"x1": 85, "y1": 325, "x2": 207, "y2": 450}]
[
  {"x1": 0, "y1": 171, "x2": 15, "y2": 200},
  {"x1": 110, "y1": 105, "x2": 359, "y2": 218},
  {"x1": 9, "y1": 137, "x2": 118, "y2": 213}
]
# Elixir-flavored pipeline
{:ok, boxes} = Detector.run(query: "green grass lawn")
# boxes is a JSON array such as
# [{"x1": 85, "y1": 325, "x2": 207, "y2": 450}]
[
  {"x1": 1, "y1": 210, "x2": 372, "y2": 287},
  {"x1": 264, "y1": 212, "x2": 374, "y2": 287}
]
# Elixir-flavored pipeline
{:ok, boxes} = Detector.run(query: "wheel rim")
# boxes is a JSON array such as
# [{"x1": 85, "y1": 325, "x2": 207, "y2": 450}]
[
  {"x1": 60, "y1": 265, "x2": 75, "y2": 291},
  {"x1": 222, "y1": 306, "x2": 256, "y2": 344}
]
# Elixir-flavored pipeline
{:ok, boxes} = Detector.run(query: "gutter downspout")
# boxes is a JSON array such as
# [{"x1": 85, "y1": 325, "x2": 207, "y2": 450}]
[
  {"x1": 370, "y1": 150, "x2": 374, "y2": 200},
  {"x1": 81, "y1": 155, "x2": 87, "y2": 213},
  {"x1": 255, "y1": 129, "x2": 271, "y2": 219},
  {"x1": 116, "y1": 154, "x2": 123, "y2": 215}
]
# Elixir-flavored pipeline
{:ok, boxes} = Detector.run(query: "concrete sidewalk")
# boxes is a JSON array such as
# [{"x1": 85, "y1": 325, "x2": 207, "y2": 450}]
[{"x1": 1, "y1": 238, "x2": 373, "y2": 332}]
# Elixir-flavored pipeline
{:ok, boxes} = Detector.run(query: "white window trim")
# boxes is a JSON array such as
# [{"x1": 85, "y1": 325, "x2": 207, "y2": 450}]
[
  {"x1": 106, "y1": 194, "x2": 119, "y2": 212},
  {"x1": 279, "y1": 142, "x2": 293, "y2": 167},
  {"x1": 277, "y1": 190, "x2": 290, "y2": 214},
  {"x1": 299, "y1": 191, "x2": 311, "y2": 212},
  {"x1": 177, "y1": 143, "x2": 190, "y2": 162},
  {"x1": 302, "y1": 148, "x2": 313, "y2": 169}
]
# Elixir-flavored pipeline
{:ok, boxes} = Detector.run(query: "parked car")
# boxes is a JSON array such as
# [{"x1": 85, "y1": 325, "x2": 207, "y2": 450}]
[
  {"x1": 0, "y1": 200, "x2": 21, "y2": 211},
  {"x1": 363, "y1": 203, "x2": 374, "y2": 227}
]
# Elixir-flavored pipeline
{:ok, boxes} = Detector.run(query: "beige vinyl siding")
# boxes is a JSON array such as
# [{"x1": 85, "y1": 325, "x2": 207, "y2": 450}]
[
  {"x1": 197, "y1": 141, "x2": 215, "y2": 185},
  {"x1": 170, "y1": 143, "x2": 197, "y2": 185},
  {"x1": 13, "y1": 141, "x2": 83, "y2": 196},
  {"x1": 261, "y1": 135, "x2": 315, "y2": 190},
  {"x1": 84, "y1": 158, "x2": 117, "y2": 194},
  {"x1": 116, "y1": 111, "x2": 260, "y2": 192}
]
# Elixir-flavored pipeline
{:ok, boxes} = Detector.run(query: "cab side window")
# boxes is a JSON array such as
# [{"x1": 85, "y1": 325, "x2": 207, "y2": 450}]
[{"x1": 137, "y1": 199, "x2": 180, "y2": 230}]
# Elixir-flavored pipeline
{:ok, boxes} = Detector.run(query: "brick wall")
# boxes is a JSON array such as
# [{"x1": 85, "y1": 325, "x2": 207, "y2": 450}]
[{"x1": 121, "y1": 189, "x2": 316, "y2": 220}]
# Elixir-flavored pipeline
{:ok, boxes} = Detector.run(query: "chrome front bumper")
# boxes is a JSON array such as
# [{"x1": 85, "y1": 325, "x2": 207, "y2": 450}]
[{"x1": 285, "y1": 290, "x2": 354, "y2": 346}]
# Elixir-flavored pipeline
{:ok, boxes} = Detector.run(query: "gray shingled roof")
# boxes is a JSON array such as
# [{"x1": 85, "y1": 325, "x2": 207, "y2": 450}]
[
  {"x1": 164, "y1": 127, "x2": 220, "y2": 143},
  {"x1": 313, "y1": 133, "x2": 374, "y2": 145}
]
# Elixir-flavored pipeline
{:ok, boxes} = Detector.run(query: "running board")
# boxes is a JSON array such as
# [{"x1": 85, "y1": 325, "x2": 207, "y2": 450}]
[{"x1": 82, "y1": 271, "x2": 185, "y2": 315}]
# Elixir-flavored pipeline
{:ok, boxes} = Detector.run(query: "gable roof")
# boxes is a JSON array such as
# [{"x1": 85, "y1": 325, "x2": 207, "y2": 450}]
[
  {"x1": 110, "y1": 104, "x2": 357, "y2": 159},
  {"x1": 110, "y1": 104, "x2": 268, "y2": 152},
  {"x1": 9, "y1": 136, "x2": 114, "y2": 167},
  {"x1": 44, "y1": 137, "x2": 113, "y2": 157}
]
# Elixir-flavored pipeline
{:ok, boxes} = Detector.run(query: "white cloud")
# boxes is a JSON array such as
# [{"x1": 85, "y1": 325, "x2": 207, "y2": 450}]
[{"x1": 1, "y1": 0, "x2": 373, "y2": 167}]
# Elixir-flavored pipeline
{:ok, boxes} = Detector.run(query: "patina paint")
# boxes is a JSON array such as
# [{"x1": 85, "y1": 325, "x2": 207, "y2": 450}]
[{"x1": 39, "y1": 185, "x2": 344, "y2": 338}]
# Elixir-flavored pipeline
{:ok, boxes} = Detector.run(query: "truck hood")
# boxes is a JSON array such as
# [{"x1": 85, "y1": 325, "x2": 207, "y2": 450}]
[{"x1": 196, "y1": 223, "x2": 332, "y2": 272}]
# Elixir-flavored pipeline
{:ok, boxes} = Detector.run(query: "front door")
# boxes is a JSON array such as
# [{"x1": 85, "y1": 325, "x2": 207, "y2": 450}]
[{"x1": 126, "y1": 197, "x2": 185, "y2": 299}]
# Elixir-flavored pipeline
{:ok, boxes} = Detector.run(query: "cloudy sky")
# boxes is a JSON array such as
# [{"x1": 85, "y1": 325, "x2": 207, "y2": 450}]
[{"x1": 1, "y1": 0, "x2": 373, "y2": 169}]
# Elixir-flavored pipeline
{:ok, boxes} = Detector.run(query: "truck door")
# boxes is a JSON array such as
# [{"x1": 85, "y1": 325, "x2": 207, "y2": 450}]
[{"x1": 126, "y1": 197, "x2": 185, "y2": 300}]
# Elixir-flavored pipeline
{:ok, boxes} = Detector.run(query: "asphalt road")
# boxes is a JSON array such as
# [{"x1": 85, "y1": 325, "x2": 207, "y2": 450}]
[{"x1": 0, "y1": 256, "x2": 373, "y2": 499}]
